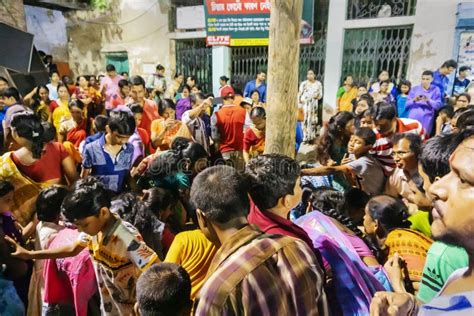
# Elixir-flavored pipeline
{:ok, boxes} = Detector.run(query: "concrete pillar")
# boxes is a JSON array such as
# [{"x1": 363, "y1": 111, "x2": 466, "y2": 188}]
[
  {"x1": 212, "y1": 46, "x2": 232, "y2": 96},
  {"x1": 322, "y1": 0, "x2": 347, "y2": 118}
]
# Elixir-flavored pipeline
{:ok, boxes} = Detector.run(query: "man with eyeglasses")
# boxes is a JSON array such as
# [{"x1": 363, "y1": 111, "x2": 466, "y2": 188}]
[
  {"x1": 370, "y1": 131, "x2": 474, "y2": 316},
  {"x1": 384, "y1": 133, "x2": 432, "y2": 218}
]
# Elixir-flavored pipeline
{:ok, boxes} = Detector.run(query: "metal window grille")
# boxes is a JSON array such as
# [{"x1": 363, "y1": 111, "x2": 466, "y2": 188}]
[
  {"x1": 175, "y1": 39, "x2": 213, "y2": 94},
  {"x1": 231, "y1": 46, "x2": 269, "y2": 93},
  {"x1": 342, "y1": 26, "x2": 413, "y2": 85},
  {"x1": 347, "y1": 0, "x2": 417, "y2": 20}
]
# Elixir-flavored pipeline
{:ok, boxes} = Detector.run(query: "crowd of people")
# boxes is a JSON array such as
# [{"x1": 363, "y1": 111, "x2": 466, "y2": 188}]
[{"x1": 0, "y1": 57, "x2": 473, "y2": 316}]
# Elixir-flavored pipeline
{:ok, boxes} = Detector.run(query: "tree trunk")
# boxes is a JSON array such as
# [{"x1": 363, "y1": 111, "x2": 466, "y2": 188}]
[{"x1": 264, "y1": 0, "x2": 303, "y2": 158}]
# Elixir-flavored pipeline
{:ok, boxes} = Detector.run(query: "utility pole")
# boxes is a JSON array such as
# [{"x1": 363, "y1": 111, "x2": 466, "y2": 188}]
[{"x1": 264, "y1": 0, "x2": 303, "y2": 157}]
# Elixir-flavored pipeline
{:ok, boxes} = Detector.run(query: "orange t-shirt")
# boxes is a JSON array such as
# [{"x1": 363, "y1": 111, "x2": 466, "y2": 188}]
[{"x1": 150, "y1": 119, "x2": 183, "y2": 151}]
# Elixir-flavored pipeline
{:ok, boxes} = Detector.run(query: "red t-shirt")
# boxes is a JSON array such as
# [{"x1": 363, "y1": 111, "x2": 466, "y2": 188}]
[
  {"x1": 137, "y1": 127, "x2": 150, "y2": 148},
  {"x1": 243, "y1": 127, "x2": 265, "y2": 152},
  {"x1": 215, "y1": 105, "x2": 247, "y2": 153},
  {"x1": 139, "y1": 99, "x2": 160, "y2": 135},
  {"x1": 12, "y1": 142, "x2": 70, "y2": 183}
]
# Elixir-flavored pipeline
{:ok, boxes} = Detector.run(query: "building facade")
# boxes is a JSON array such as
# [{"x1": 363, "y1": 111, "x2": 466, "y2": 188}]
[{"x1": 19, "y1": 0, "x2": 473, "y2": 117}]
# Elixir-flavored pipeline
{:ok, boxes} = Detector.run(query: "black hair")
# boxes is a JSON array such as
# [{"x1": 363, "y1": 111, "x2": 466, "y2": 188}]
[
  {"x1": 170, "y1": 137, "x2": 190, "y2": 151},
  {"x1": 174, "y1": 73, "x2": 183, "y2": 79},
  {"x1": 11, "y1": 112, "x2": 44, "y2": 159},
  {"x1": 345, "y1": 187, "x2": 370, "y2": 225},
  {"x1": 459, "y1": 65, "x2": 471, "y2": 73},
  {"x1": 94, "y1": 115, "x2": 108, "y2": 133},
  {"x1": 316, "y1": 111, "x2": 355, "y2": 163},
  {"x1": 2, "y1": 87, "x2": 21, "y2": 102},
  {"x1": 356, "y1": 81, "x2": 367, "y2": 88},
  {"x1": 50, "y1": 71, "x2": 59, "y2": 78},
  {"x1": 120, "y1": 71, "x2": 129, "y2": 76},
  {"x1": 457, "y1": 109, "x2": 474, "y2": 131},
  {"x1": 190, "y1": 165, "x2": 250, "y2": 224},
  {"x1": 379, "y1": 79, "x2": 390, "y2": 86},
  {"x1": 0, "y1": 76, "x2": 9, "y2": 85},
  {"x1": 362, "y1": 109, "x2": 372, "y2": 118},
  {"x1": 0, "y1": 180, "x2": 14, "y2": 198},
  {"x1": 69, "y1": 99, "x2": 84, "y2": 111},
  {"x1": 112, "y1": 190, "x2": 172, "y2": 256},
  {"x1": 250, "y1": 89, "x2": 260, "y2": 98},
  {"x1": 187, "y1": 75, "x2": 197, "y2": 83},
  {"x1": 34, "y1": 85, "x2": 49, "y2": 99},
  {"x1": 420, "y1": 133, "x2": 458, "y2": 183},
  {"x1": 366, "y1": 195, "x2": 411, "y2": 232},
  {"x1": 422, "y1": 70, "x2": 434, "y2": 77},
  {"x1": 392, "y1": 133, "x2": 422, "y2": 159},
  {"x1": 358, "y1": 93, "x2": 374, "y2": 108},
  {"x1": 219, "y1": 75, "x2": 229, "y2": 82},
  {"x1": 250, "y1": 106, "x2": 266, "y2": 118},
  {"x1": 143, "y1": 187, "x2": 176, "y2": 217},
  {"x1": 61, "y1": 75, "x2": 71, "y2": 84},
  {"x1": 61, "y1": 177, "x2": 111, "y2": 222},
  {"x1": 129, "y1": 103, "x2": 144, "y2": 114},
  {"x1": 106, "y1": 64, "x2": 116, "y2": 72},
  {"x1": 371, "y1": 101, "x2": 396, "y2": 121},
  {"x1": 441, "y1": 59, "x2": 458, "y2": 69},
  {"x1": 31, "y1": 85, "x2": 51, "y2": 116},
  {"x1": 439, "y1": 105, "x2": 454, "y2": 119},
  {"x1": 76, "y1": 75, "x2": 89, "y2": 84},
  {"x1": 156, "y1": 64, "x2": 165, "y2": 71},
  {"x1": 145, "y1": 140, "x2": 207, "y2": 182},
  {"x1": 304, "y1": 185, "x2": 381, "y2": 261},
  {"x1": 245, "y1": 154, "x2": 300, "y2": 210},
  {"x1": 36, "y1": 186, "x2": 69, "y2": 222},
  {"x1": 456, "y1": 92, "x2": 471, "y2": 104},
  {"x1": 56, "y1": 82, "x2": 69, "y2": 94},
  {"x1": 342, "y1": 74, "x2": 353, "y2": 82},
  {"x1": 130, "y1": 75, "x2": 146, "y2": 88},
  {"x1": 181, "y1": 142, "x2": 208, "y2": 167},
  {"x1": 354, "y1": 127, "x2": 376, "y2": 146},
  {"x1": 118, "y1": 79, "x2": 129, "y2": 89},
  {"x1": 180, "y1": 84, "x2": 191, "y2": 93},
  {"x1": 158, "y1": 98, "x2": 176, "y2": 116},
  {"x1": 398, "y1": 79, "x2": 412, "y2": 91},
  {"x1": 146, "y1": 150, "x2": 182, "y2": 178},
  {"x1": 41, "y1": 122, "x2": 56, "y2": 142},
  {"x1": 108, "y1": 110, "x2": 136, "y2": 136},
  {"x1": 136, "y1": 263, "x2": 192, "y2": 316}
]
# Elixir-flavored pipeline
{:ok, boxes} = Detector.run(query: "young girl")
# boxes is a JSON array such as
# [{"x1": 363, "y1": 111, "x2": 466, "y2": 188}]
[
  {"x1": 46, "y1": 72, "x2": 60, "y2": 101},
  {"x1": 396, "y1": 80, "x2": 411, "y2": 118},
  {"x1": 23, "y1": 85, "x2": 52, "y2": 122},
  {"x1": 28, "y1": 186, "x2": 67, "y2": 316}
]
